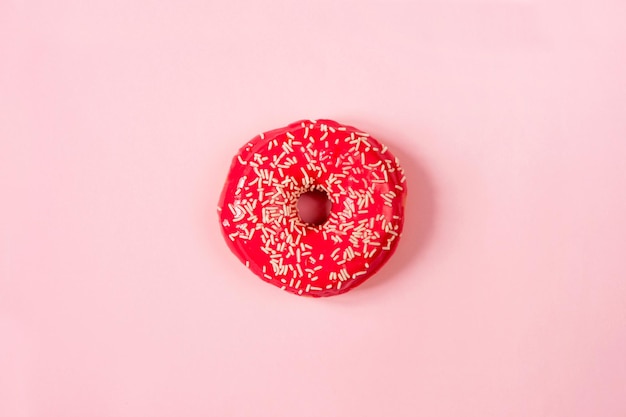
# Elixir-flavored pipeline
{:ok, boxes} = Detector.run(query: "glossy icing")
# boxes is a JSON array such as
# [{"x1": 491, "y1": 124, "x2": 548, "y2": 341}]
[{"x1": 218, "y1": 119, "x2": 407, "y2": 297}]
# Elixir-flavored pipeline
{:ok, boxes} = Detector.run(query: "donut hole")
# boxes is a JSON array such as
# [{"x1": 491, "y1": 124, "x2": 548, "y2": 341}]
[{"x1": 296, "y1": 189, "x2": 332, "y2": 226}]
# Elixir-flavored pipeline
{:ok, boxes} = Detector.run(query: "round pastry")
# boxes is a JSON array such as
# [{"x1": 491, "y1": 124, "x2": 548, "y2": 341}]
[{"x1": 217, "y1": 119, "x2": 407, "y2": 297}]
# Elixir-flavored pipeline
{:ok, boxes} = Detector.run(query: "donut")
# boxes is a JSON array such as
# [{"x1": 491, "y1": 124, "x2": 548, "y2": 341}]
[{"x1": 217, "y1": 119, "x2": 407, "y2": 297}]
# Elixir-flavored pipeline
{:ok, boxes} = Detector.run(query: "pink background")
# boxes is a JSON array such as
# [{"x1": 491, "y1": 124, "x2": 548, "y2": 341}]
[{"x1": 2, "y1": 0, "x2": 626, "y2": 416}]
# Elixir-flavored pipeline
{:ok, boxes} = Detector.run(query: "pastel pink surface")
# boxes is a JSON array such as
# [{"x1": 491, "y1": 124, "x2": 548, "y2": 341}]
[{"x1": 1, "y1": 1, "x2": 626, "y2": 416}]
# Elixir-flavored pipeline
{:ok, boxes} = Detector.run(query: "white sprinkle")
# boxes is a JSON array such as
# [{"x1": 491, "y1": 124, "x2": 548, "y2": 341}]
[{"x1": 340, "y1": 268, "x2": 350, "y2": 280}]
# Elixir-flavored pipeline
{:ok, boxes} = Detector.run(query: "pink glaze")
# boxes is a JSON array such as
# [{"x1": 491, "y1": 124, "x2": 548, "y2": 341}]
[{"x1": 218, "y1": 119, "x2": 407, "y2": 296}]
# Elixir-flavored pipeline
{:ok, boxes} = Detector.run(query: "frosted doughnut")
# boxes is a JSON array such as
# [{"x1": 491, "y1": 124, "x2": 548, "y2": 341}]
[{"x1": 218, "y1": 119, "x2": 407, "y2": 297}]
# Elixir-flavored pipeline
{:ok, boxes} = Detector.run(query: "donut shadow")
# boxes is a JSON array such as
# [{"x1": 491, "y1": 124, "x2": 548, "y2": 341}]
[
  {"x1": 207, "y1": 120, "x2": 437, "y2": 299},
  {"x1": 352, "y1": 126, "x2": 437, "y2": 293}
]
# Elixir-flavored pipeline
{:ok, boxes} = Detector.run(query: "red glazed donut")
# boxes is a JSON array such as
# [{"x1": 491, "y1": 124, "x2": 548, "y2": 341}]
[{"x1": 218, "y1": 119, "x2": 407, "y2": 297}]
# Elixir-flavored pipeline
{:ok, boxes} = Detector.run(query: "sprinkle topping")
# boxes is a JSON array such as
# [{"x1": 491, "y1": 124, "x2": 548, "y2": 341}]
[{"x1": 218, "y1": 119, "x2": 407, "y2": 297}]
